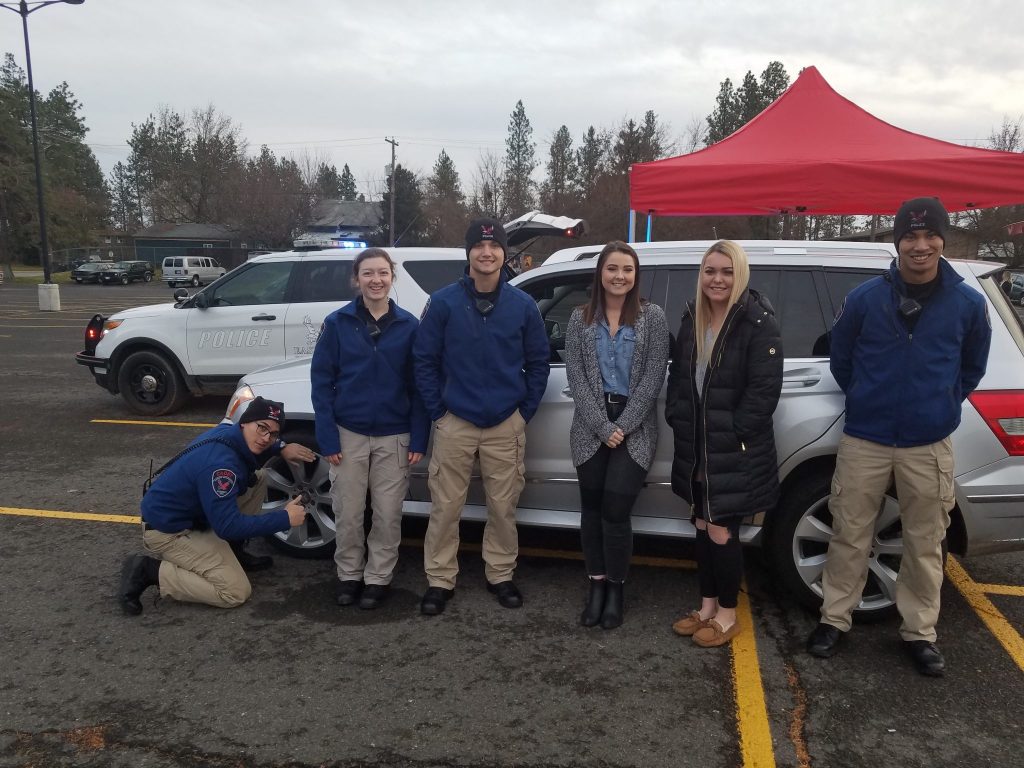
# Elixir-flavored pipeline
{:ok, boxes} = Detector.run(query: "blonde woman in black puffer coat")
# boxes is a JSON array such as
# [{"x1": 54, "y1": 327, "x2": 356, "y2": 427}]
[{"x1": 665, "y1": 240, "x2": 783, "y2": 648}]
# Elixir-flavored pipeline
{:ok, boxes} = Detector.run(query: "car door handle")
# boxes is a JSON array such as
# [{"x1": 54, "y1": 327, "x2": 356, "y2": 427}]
[
  {"x1": 251, "y1": 314, "x2": 276, "y2": 321},
  {"x1": 561, "y1": 386, "x2": 574, "y2": 399},
  {"x1": 782, "y1": 375, "x2": 820, "y2": 388}
]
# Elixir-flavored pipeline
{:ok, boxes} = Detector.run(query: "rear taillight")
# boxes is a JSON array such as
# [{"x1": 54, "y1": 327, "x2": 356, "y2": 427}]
[
  {"x1": 969, "y1": 391, "x2": 1024, "y2": 456},
  {"x1": 83, "y1": 314, "x2": 105, "y2": 354}
]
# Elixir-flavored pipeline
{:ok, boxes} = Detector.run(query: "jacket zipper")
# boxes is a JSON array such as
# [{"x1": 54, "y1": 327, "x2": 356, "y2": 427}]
[{"x1": 700, "y1": 307, "x2": 740, "y2": 523}]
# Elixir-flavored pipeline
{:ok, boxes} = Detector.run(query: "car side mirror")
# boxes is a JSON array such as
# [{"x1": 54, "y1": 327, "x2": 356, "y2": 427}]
[
  {"x1": 173, "y1": 288, "x2": 189, "y2": 302},
  {"x1": 194, "y1": 292, "x2": 209, "y2": 309}
]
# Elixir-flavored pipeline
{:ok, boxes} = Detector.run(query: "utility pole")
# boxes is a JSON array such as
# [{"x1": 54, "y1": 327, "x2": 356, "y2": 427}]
[{"x1": 385, "y1": 137, "x2": 398, "y2": 247}]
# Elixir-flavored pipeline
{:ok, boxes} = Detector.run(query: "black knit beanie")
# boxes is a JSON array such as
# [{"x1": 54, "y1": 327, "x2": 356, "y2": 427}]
[
  {"x1": 464, "y1": 218, "x2": 508, "y2": 258},
  {"x1": 239, "y1": 396, "x2": 286, "y2": 429},
  {"x1": 893, "y1": 197, "x2": 949, "y2": 247}
]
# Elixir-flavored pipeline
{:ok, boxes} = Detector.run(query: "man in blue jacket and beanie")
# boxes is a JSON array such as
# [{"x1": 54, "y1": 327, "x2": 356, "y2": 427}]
[
  {"x1": 414, "y1": 218, "x2": 550, "y2": 615},
  {"x1": 118, "y1": 397, "x2": 311, "y2": 614},
  {"x1": 806, "y1": 197, "x2": 991, "y2": 676}
]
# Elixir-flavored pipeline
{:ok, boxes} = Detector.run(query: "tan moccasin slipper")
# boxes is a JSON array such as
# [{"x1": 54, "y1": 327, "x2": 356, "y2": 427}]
[
  {"x1": 672, "y1": 610, "x2": 707, "y2": 637},
  {"x1": 692, "y1": 618, "x2": 741, "y2": 647}
]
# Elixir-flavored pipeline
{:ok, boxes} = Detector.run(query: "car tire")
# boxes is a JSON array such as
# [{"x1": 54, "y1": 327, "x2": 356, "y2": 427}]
[
  {"x1": 262, "y1": 430, "x2": 337, "y2": 559},
  {"x1": 191, "y1": 275, "x2": 200, "y2": 287},
  {"x1": 120, "y1": 274, "x2": 129, "y2": 285},
  {"x1": 144, "y1": 272, "x2": 153, "y2": 282},
  {"x1": 116, "y1": 349, "x2": 188, "y2": 416},
  {"x1": 769, "y1": 467, "x2": 908, "y2": 622}
]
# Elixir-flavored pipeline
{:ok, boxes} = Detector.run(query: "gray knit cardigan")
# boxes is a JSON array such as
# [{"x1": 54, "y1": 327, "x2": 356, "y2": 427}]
[{"x1": 564, "y1": 302, "x2": 670, "y2": 470}]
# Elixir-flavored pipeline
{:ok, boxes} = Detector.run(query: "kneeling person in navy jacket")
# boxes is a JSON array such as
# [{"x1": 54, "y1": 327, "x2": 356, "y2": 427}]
[{"x1": 118, "y1": 397, "x2": 310, "y2": 614}]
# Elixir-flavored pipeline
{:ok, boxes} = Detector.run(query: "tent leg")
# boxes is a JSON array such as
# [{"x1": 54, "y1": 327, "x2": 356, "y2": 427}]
[
  {"x1": 627, "y1": 210, "x2": 637, "y2": 242},
  {"x1": 646, "y1": 212, "x2": 653, "y2": 242}
]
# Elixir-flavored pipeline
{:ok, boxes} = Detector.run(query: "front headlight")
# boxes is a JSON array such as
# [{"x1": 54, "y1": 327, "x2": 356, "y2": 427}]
[{"x1": 225, "y1": 385, "x2": 255, "y2": 422}]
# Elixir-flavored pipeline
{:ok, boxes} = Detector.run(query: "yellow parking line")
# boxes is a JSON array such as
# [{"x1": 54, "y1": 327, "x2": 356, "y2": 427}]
[
  {"x1": 974, "y1": 583, "x2": 1024, "y2": 597},
  {"x1": 946, "y1": 556, "x2": 1024, "y2": 673},
  {"x1": 0, "y1": 507, "x2": 139, "y2": 524},
  {"x1": 91, "y1": 419, "x2": 217, "y2": 428},
  {"x1": 734, "y1": 585, "x2": 776, "y2": 768}
]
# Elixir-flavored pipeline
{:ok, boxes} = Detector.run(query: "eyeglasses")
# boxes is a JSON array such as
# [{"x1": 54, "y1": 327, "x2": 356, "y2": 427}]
[{"x1": 255, "y1": 422, "x2": 280, "y2": 440}]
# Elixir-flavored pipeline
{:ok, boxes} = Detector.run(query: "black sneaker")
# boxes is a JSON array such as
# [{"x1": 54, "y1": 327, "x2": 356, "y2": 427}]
[
  {"x1": 904, "y1": 640, "x2": 946, "y2": 677},
  {"x1": 487, "y1": 580, "x2": 523, "y2": 609},
  {"x1": 335, "y1": 579, "x2": 363, "y2": 607},
  {"x1": 420, "y1": 586, "x2": 454, "y2": 615},
  {"x1": 229, "y1": 540, "x2": 273, "y2": 572},
  {"x1": 806, "y1": 622, "x2": 844, "y2": 658},
  {"x1": 358, "y1": 584, "x2": 391, "y2": 610},
  {"x1": 119, "y1": 555, "x2": 159, "y2": 616}
]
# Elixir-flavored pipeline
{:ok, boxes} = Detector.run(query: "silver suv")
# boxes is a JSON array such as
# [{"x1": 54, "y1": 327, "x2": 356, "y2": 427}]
[{"x1": 227, "y1": 240, "x2": 1024, "y2": 619}]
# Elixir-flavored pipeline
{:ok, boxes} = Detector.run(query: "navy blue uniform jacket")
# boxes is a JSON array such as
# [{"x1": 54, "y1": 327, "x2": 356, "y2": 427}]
[
  {"x1": 310, "y1": 299, "x2": 429, "y2": 456},
  {"x1": 414, "y1": 271, "x2": 550, "y2": 428},
  {"x1": 141, "y1": 422, "x2": 291, "y2": 538}
]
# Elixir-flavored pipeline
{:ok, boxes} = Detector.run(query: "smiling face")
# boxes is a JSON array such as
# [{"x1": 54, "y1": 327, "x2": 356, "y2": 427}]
[
  {"x1": 355, "y1": 255, "x2": 394, "y2": 304},
  {"x1": 701, "y1": 250, "x2": 735, "y2": 308},
  {"x1": 467, "y1": 240, "x2": 505, "y2": 285},
  {"x1": 241, "y1": 420, "x2": 280, "y2": 454},
  {"x1": 898, "y1": 229, "x2": 943, "y2": 284},
  {"x1": 600, "y1": 250, "x2": 636, "y2": 302}
]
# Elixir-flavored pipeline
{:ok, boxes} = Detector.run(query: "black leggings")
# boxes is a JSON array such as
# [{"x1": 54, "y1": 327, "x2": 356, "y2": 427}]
[
  {"x1": 692, "y1": 483, "x2": 743, "y2": 609},
  {"x1": 576, "y1": 442, "x2": 647, "y2": 582}
]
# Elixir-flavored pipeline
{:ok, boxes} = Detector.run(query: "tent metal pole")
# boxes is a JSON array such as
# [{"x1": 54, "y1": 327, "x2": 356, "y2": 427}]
[
  {"x1": 646, "y1": 212, "x2": 653, "y2": 242},
  {"x1": 628, "y1": 210, "x2": 636, "y2": 242}
]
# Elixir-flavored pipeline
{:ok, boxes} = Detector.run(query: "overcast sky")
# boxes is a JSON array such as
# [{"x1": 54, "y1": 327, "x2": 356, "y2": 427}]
[{"x1": 2, "y1": 0, "x2": 1022, "y2": 200}]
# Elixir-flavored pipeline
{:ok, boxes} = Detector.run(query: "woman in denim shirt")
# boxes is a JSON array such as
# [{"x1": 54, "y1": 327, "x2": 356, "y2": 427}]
[{"x1": 565, "y1": 241, "x2": 670, "y2": 629}]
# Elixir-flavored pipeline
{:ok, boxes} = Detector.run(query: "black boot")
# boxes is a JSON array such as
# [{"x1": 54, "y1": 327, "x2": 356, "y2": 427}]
[
  {"x1": 600, "y1": 580, "x2": 624, "y2": 630},
  {"x1": 579, "y1": 578, "x2": 606, "y2": 627},
  {"x1": 229, "y1": 539, "x2": 273, "y2": 572},
  {"x1": 119, "y1": 555, "x2": 160, "y2": 616}
]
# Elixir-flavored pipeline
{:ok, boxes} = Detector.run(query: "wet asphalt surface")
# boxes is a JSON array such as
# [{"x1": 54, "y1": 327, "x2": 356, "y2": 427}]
[{"x1": 2, "y1": 281, "x2": 1024, "y2": 768}]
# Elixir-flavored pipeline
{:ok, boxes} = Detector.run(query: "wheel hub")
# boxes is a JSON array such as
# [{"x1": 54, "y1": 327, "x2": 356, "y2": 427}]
[{"x1": 141, "y1": 374, "x2": 159, "y2": 392}]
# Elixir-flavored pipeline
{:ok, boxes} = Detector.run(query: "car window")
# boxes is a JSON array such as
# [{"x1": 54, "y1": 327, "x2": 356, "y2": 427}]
[
  {"x1": 188, "y1": 258, "x2": 201, "y2": 267},
  {"x1": 823, "y1": 268, "x2": 881, "y2": 316},
  {"x1": 775, "y1": 269, "x2": 828, "y2": 357},
  {"x1": 209, "y1": 262, "x2": 293, "y2": 306},
  {"x1": 518, "y1": 272, "x2": 593, "y2": 364},
  {"x1": 293, "y1": 260, "x2": 355, "y2": 303},
  {"x1": 402, "y1": 260, "x2": 468, "y2": 296},
  {"x1": 210, "y1": 259, "x2": 221, "y2": 268}
]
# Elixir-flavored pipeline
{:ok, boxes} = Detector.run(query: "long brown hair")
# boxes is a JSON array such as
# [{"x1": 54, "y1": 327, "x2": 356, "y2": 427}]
[{"x1": 582, "y1": 241, "x2": 643, "y2": 326}]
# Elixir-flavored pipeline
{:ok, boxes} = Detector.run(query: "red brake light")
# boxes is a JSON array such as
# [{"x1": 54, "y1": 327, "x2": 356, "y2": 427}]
[
  {"x1": 83, "y1": 314, "x2": 105, "y2": 354},
  {"x1": 968, "y1": 391, "x2": 1024, "y2": 456}
]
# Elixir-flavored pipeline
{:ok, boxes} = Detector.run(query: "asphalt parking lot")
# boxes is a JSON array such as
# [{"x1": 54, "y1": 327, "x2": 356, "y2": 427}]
[{"x1": 2, "y1": 280, "x2": 1024, "y2": 768}]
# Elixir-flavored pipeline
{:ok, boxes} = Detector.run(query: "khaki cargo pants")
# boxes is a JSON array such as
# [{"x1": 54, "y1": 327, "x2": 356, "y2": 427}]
[
  {"x1": 331, "y1": 427, "x2": 410, "y2": 586},
  {"x1": 424, "y1": 410, "x2": 526, "y2": 589},
  {"x1": 142, "y1": 471, "x2": 266, "y2": 609},
  {"x1": 820, "y1": 434, "x2": 955, "y2": 641}
]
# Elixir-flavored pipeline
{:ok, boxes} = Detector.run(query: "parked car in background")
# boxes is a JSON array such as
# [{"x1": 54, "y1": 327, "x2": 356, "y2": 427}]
[
  {"x1": 1008, "y1": 273, "x2": 1024, "y2": 305},
  {"x1": 225, "y1": 240, "x2": 1024, "y2": 622},
  {"x1": 162, "y1": 256, "x2": 226, "y2": 287},
  {"x1": 100, "y1": 261, "x2": 154, "y2": 285},
  {"x1": 71, "y1": 262, "x2": 115, "y2": 283}
]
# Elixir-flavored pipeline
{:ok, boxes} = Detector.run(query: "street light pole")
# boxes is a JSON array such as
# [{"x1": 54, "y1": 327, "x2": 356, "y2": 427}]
[{"x1": 0, "y1": 0, "x2": 85, "y2": 302}]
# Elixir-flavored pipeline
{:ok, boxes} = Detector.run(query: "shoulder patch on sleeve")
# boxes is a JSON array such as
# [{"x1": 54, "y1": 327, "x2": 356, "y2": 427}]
[{"x1": 212, "y1": 468, "x2": 237, "y2": 498}]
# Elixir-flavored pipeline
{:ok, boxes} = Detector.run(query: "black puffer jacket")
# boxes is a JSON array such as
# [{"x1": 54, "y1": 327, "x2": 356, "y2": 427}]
[{"x1": 664, "y1": 289, "x2": 783, "y2": 523}]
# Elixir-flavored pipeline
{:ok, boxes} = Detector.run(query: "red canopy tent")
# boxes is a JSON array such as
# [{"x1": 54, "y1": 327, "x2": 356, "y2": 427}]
[{"x1": 629, "y1": 66, "x2": 1024, "y2": 218}]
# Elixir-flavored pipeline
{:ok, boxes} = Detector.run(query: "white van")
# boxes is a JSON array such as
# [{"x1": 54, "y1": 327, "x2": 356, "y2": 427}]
[{"x1": 162, "y1": 256, "x2": 226, "y2": 287}]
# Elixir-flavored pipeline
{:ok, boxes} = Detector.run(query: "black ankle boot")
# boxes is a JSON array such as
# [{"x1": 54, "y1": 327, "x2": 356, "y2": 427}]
[
  {"x1": 579, "y1": 578, "x2": 606, "y2": 627},
  {"x1": 229, "y1": 539, "x2": 273, "y2": 572},
  {"x1": 119, "y1": 555, "x2": 160, "y2": 616},
  {"x1": 600, "y1": 580, "x2": 624, "y2": 630}
]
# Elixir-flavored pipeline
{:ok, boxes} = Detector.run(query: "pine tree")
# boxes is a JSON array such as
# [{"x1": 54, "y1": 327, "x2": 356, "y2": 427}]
[
  {"x1": 339, "y1": 163, "x2": 358, "y2": 201},
  {"x1": 502, "y1": 100, "x2": 537, "y2": 218},
  {"x1": 540, "y1": 125, "x2": 577, "y2": 213},
  {"x1": 423, "y1": 149, "x2": 466, "y2": 246},
  {"x1": 575, "y1": 126, "x2": 610, "y2": 203}
]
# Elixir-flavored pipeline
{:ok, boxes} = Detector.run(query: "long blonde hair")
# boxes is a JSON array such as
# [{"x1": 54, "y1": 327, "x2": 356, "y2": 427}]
[{"x1": 694, "y1": 240, "x2": 750, "y2": 361}]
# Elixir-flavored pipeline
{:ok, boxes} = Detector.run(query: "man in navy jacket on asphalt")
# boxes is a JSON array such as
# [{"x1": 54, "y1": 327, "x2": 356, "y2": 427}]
[
  {"x1": 118, "y1": 397, "x2": 311, "y2": 614},
  {"x1": 413, "y1": 218, "x2": 550, "y2": 615},
  {"x1": 806, "y1": 197, "x2": 991, "y2": 676}
]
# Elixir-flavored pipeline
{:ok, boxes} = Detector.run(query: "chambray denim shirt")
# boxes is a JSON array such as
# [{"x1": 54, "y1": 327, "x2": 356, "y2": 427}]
[{"x1": 596, "y1": 317, "x2": 636, "y2": 396}]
